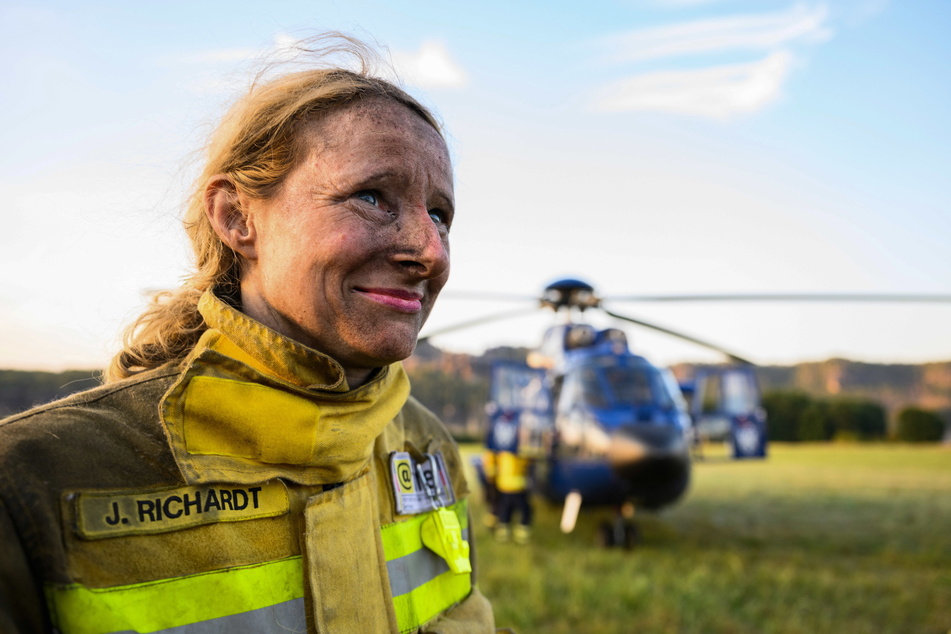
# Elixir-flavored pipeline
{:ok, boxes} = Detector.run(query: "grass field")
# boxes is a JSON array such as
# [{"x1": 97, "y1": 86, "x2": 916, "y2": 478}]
[{"x1": 462, "y1": 443, "x2": 951, "y2": 634}]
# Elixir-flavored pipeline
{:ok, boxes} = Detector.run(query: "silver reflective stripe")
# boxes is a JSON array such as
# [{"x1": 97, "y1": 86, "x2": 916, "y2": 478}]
[
  {"x1": 386, "y1": 528, "x2": 469, "y2": 598},
  {"x1": 110, "y1": 597, "x2": 306, "y2": 634}
]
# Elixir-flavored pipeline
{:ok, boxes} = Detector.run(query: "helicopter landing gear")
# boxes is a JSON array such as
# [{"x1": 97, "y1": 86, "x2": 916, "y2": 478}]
[
  {"x1": 597, "y1": 518, "x2": 640, "y2": 549},
  {"x1": 597, "y1": 502, "x2": 640, "y2": 549},
  {"x1": 560, "y1": 490, "x2": 583, "y2": 533}
]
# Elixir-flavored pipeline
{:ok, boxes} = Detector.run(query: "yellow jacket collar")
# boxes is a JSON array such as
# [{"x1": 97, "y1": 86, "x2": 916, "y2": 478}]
[
  {"x1": 197, "y1": 290, "x2": 350, "y2": 391},
  {"x1": 160, "y1": 290, "x2": 411, "y2": 486}
]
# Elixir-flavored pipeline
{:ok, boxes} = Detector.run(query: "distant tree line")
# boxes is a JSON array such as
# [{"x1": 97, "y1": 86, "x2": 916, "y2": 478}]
[
  {"x1": 406, "y1": 364, "x2": 488, "y2": 440},
  {"x1": 0, "y1": 370, "x2": 101, "y2": 418},
  {"x1": 404, "y1": 343, "x2": 529, "y2": 440},
  {"x1": 894, "y1": 407, "x2": 947, "y2": 442},
  {"x1": 763, "y1": 390, "x2": 946, "y2": 443}
]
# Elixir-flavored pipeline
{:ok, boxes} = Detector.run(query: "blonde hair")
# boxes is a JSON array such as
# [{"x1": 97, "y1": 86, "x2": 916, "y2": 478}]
[{"x1": 106, "y1": 35, "x2": 441, "y2": 382}]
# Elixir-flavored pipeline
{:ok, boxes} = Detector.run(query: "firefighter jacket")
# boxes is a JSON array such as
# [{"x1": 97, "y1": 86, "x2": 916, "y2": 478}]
[{"x1": 0, "y1": 290, "x2": 495, "y2": 633}]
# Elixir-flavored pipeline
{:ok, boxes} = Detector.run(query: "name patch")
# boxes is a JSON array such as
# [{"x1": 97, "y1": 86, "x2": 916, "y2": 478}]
[{"x1": 73, "y1": 481, "x2": 289, "y2": 539}]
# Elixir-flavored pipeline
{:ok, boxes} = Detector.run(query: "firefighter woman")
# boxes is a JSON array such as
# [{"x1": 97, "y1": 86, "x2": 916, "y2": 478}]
[{"x1": 0, "y1": 36, "x2": 496, "y2": 633}]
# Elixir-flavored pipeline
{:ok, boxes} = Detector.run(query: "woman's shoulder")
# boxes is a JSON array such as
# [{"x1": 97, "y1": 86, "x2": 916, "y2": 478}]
[
  {"x1": 396, "y1": 396, "x2": 470, "y2": 498},
  {"x1": 398, "y1": 395, "x2": 455, "y2": 442},
  {"x1": 0, "y1": 365, "x2": 188, "y2": 589}
]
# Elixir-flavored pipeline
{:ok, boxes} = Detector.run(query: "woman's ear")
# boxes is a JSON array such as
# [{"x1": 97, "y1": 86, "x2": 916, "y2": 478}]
[{"x1": 204, "y1": 175, "x2": 258, "y2": 261}]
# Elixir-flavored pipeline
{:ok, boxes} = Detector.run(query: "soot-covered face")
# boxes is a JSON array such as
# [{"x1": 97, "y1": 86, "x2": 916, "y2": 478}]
[{"x1": 237, "y1": 98, "x2": 453, "y2": 385}]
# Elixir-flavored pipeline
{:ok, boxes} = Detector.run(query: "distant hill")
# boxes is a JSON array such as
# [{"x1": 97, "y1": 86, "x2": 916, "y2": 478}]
[
  {"x1": 757, "y1": 359, "x2": 951, "y2": 417},
  {"x1": 669, "y1": 359, "x2": 951, "y2": 426}
]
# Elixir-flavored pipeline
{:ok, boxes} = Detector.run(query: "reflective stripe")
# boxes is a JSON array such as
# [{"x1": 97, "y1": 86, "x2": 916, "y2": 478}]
[
  {"x1": 386, "y1": 527, "x2": 470, "y2": 597},
  {"x1": 46, "y1": 556, "x2": 304, "y2": 634},
  {"x1": 381, "y1": 501, "x2": 472, "y2": 633},
  {"x1": 116, "y1": 598, "x2": 305, "y2": 634}
]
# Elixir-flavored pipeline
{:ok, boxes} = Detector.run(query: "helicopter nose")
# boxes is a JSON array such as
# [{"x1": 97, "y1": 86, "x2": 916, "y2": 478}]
[
  {"x1": 607, "y1": 424, "x2": 688, "y2": 471},
  {"x1": 606, "y1": 432, "x2": 649, "y2": 469},
  {"x1": 607, "y1": 423, "x2": 692, "y2": 510}
]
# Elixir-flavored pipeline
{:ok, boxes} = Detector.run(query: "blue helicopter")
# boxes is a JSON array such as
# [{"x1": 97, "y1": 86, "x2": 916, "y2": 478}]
[
  {"x1": 485, "y1": 323, "x2": 694, "y2": 547},
  {"x1": 421, "y1": 278, "x2": 950, "y2": 546},
  {"x1": 422, "y1": 278, "x2": 765, "y2": 546}
]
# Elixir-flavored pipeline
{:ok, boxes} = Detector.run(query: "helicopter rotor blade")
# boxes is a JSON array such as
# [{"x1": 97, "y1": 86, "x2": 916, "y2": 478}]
[
  {"x1": 418, "y1": 306, "x2": 540, "y2": 343},
  {"x1": 602, "y1": 308, "x2": 755, "y2": 366},
  {"x1": 603, "y1": 292, "x2": 951, "y2": 303},
  {"x1": 438, "y1": 290, "x2": 540, "y2": 302}
]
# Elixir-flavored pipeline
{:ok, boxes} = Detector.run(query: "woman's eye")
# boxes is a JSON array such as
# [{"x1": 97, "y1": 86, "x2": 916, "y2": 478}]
[
  {"x1": 429, "y1": 209, "x2": 450, "y2": 227},
  {"x1": 355, "y1": 191, "x2": 380, "y2": 206}
]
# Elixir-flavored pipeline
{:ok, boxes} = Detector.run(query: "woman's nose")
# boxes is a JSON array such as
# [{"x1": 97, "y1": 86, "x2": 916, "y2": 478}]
[{"x1": 393, "y1": 207, "x2": 450, "y2": 278}]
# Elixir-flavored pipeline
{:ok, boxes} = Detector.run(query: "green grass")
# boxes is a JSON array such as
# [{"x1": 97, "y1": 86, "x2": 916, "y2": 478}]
[{"x1": 463, "y1": 443, "x2": 951, "y2": 634}]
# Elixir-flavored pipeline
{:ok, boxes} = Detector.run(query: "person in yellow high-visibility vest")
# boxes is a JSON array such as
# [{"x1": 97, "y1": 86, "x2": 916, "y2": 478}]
[
  {"x1": 481, "y1": 448, "x2": 500, "y2": 528},
  {"x1": 0, "y1": 34, "x2": 497, "y2": 633},
  {"x1": 494, "y1": 450, "x2": 534, "y2": 544},
  {"x1": 486, "y1": 413, "x2": 534, "y2": 544}
]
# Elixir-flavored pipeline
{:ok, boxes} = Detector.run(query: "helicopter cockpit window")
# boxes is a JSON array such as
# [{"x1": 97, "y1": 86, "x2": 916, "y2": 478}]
[
  {"x1": 698, "y1": 369, "x2": 758, "y2": 415},
  {"x1": 565, "y1": 324, "x2": 597, "y2": 349},
  {"x1": 721, "y1": 370, "x2": 758, "y2": 414},
  {"x1": 660, "y1": 368, "x2": 689, "y2": 412},
  {"x1": 599, "y1": 328, "x2": 628, "y2": 346},
  {"x1": 700, "y1": 375, "x2": 722, "y2": 415},
  {"x1": 492, "y1": 365, "x2": 551, "y2": 412},
  {"x1": 579, "y1": 366, "x2": 608, "y2": 409},
  {"x1": 567, "y1": 356, "x2": 676, "y2": 410},
  {"x1": 603, "y1": 364, "x2": 652, "y2": 406},
  {"x1": 557, "y1": 370, "x2": 582, "y2": 415}
]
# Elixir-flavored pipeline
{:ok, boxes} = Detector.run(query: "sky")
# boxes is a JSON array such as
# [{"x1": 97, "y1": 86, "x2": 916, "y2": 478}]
[{"x1": 1, "y1": 0, "x2": 950, "y2": 371}]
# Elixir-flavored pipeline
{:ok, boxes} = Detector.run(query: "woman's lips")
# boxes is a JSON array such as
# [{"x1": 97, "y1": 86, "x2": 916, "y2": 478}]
[{"x1": 355, "y1": 287, "x2": 424, "y2": 313}]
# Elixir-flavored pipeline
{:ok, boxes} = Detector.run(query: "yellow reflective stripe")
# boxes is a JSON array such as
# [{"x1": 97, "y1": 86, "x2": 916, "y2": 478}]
[
  {"x1": 381, "y1": 501, "x2": 468, "y2": 559},
  {"x1": 391, "y1": 560, "x2": 471, "y2": 634},
  {"x1": 381, "y1": 501, "x2": 471, "y2": 633},
  {"x1": 46, "y1": 556, "x2": 304, "y2": 634}
]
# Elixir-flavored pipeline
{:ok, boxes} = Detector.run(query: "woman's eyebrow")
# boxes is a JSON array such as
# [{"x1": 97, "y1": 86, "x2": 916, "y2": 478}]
[{"x1": 347, "y1": 168, "x2": 453, "y2": 200}]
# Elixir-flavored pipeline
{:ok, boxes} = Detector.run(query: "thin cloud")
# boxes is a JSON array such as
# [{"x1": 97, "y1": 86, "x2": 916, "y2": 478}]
[
  {"x1": 163, "y1": 33, "x2": 299, "y2": 67},
  {"x1": 173, "y1": 33, "x2": 310, "y2": 96},
  {"x1": 167, "y1": 35, "x2": 468, "y2": 93},
  {"x1": 594, "y1": 50, "x2": 794, "y2": 119},
  {"x1": 650, "y1": 0, "x2": 739, "y2": 6},
  {"x1": 170, "y1": 48, "x2": 258, "y2": 65},
  {"x1": 391, "y1": 40, "x2": 468, "y2": 90},
  {"x1": 592, "y1": 3, "x2": 831, "y2": 118},
  {"x1": 604, "y1": 3, "x2": 830, "y2": 62},
  {"x1": 844, "y1": 0, "x2": 888, "y2": 26}
]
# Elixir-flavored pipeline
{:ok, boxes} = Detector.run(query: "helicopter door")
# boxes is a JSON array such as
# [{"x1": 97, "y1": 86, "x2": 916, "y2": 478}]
[
  {"x1": 488, "y1": 363, "x2": 553, "y2": 455},
  {"x1": 692, "y1": 366, "x2": 767, "y2": 459}
]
